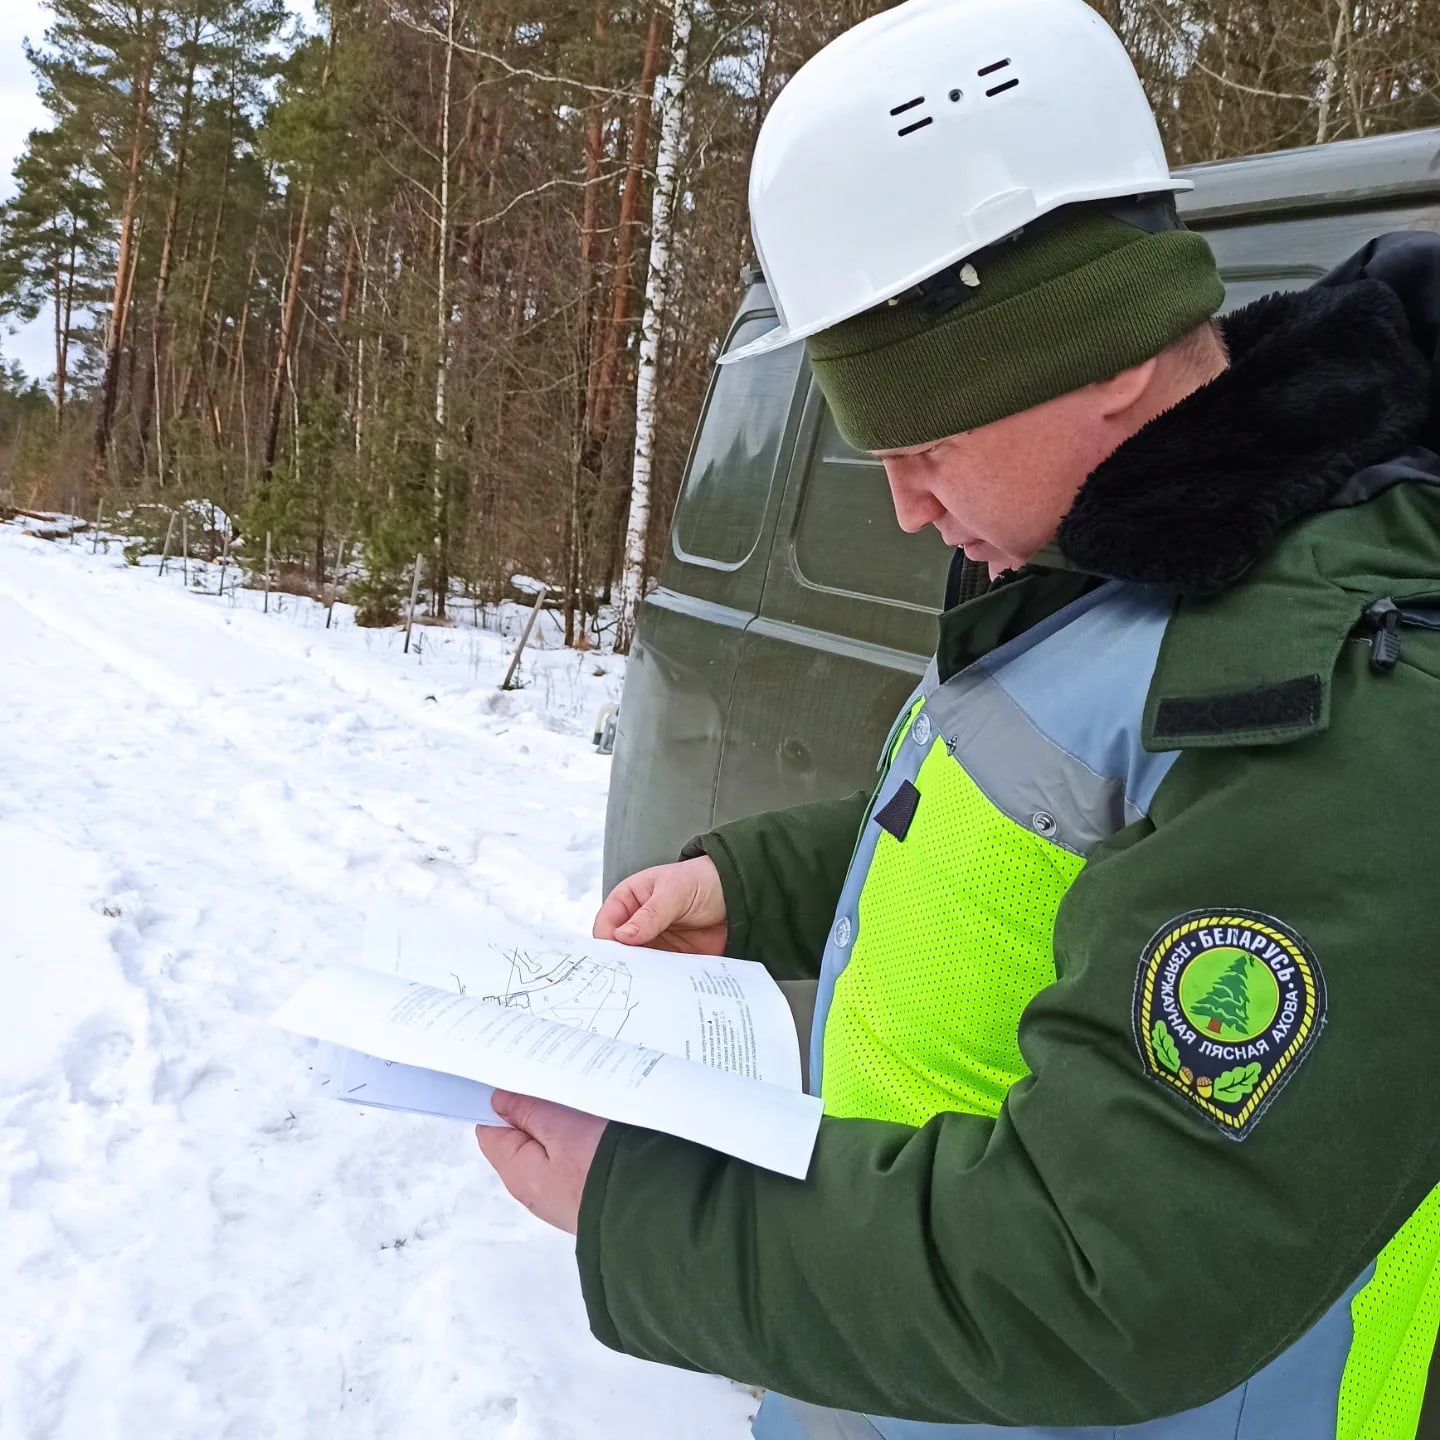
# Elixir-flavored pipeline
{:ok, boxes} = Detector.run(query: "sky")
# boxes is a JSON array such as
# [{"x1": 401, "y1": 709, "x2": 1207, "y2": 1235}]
[
  {"x1": 0, "y1": 1, "x2": 315, "y2": 383},
  {"x1": 1, "y1": 1, "x2": 53, "y2": 378}
]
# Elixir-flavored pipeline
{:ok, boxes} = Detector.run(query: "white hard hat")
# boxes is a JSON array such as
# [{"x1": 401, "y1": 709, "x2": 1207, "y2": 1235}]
[{"x1": 722, "y1": 0, "x2": 1190, "y2": 364}]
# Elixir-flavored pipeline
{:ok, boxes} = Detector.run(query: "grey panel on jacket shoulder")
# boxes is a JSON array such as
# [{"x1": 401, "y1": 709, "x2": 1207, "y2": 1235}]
[
  {"x1": 924, "y1": 668, "x2": 1137, "y2": 858},
  {"x1": 983, "y1": 582, "x2": 1180, "y2": 818}
]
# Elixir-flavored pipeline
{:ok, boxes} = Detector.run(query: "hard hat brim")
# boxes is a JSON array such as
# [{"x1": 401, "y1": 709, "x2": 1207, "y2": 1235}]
[{"x1": 720, "y1": 176, "x2": 1195, "y2": 366}]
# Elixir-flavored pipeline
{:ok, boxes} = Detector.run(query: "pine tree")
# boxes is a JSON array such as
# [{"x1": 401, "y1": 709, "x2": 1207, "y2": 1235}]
[
  {"x1": 0, "y1": 126, "x2": 108, "y2": 425},
  {"x1": 4, "y1": 0, "x2": 1437, "y2": 628},
  {"x1": 1190, "y1": 954, "x2": 1254, "y2": 1037},
  {"x1": 27, "y1": 0, "x2": 170, "y2": 479}
]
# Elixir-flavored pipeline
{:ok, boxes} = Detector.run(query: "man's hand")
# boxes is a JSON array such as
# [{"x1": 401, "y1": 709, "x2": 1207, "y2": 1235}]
[
  {"x1": 593, "y1": 855, "x2": 727, "y2": 953},
  {"x1": 475, "y1": 1091, "x2": 607, "y2": 1234}
]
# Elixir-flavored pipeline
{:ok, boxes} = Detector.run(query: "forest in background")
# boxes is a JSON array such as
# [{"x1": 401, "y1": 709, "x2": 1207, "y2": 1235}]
[{"x1": 0, "y1": 0, "x2": 1436, "y2": 643}]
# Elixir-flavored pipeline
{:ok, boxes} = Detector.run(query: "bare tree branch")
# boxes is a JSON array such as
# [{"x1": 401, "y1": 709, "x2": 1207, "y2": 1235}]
[
  {"x1": 1141, "y1": 0, "x2": 1320, "y2": 105},
  {"x1": 388, "y1": 10, "x2": 651, "y2": 104},
  {"x1": 477, "y1": 165, "x2": 631, "y2": 229}
]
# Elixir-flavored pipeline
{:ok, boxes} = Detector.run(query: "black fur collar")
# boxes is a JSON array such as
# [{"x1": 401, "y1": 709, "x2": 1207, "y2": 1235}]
[{"x1": 1058, "y1": 278, "x2": 1434, "y2": 594}]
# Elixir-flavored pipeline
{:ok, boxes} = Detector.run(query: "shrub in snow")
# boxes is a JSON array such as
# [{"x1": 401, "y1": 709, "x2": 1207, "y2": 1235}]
[{"x1": 349, "y1": 570, "x2": 404, "y2": 628}]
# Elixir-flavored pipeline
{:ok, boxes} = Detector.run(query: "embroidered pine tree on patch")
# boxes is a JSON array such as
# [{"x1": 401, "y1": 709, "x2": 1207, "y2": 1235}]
[{"x1": 1187, "y1": 953, "x2": 1255, "y2": 1037}]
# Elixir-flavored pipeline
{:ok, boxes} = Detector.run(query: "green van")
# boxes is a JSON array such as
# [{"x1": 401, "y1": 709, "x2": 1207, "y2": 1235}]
[{"x1": 602, "y1": 126, "x2": 1440, "y2": 891}]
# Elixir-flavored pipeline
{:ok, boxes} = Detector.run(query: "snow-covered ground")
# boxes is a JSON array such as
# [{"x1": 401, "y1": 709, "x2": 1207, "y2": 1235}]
[{"x1": 0, "y1": 522, "x2": 756, "y2": 1440}]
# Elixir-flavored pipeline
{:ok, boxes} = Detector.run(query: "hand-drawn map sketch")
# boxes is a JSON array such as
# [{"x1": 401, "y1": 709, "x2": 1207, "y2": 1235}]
[{"x1": 478, "y1": 946, "x2": 638, "y2": 1038}]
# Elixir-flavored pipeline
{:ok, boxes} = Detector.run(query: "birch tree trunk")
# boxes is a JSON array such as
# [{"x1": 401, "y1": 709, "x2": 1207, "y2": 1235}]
[
  {"x1": 431, "y1": 0, "x2": 459, "y2": 618},
  {"x1": 616, "y1": 0, "x2": 693, "y2": 654},
  {"x1": 1316, "y1": 0, "x2": 1351, "y2": 143}
]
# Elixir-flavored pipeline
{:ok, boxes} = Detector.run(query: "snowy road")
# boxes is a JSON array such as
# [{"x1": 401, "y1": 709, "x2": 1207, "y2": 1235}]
[{"x1": 0, "y1": 526, "x2": 755, "y2": 1440}]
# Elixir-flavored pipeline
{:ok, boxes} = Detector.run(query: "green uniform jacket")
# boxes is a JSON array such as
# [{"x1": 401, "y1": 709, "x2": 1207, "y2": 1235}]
[{"x1": 575, "y1": 238, "x2": 1440, "y2": 1427}]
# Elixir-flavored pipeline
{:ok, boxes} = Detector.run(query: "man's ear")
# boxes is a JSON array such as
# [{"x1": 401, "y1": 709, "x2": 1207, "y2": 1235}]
[{"x1": 1089, "y1": 355, "x2": 1160, "y2": 420}]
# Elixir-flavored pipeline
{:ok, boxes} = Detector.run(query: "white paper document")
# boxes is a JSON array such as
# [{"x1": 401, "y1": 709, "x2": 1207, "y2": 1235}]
[{"x1": 273, "y1": 909, "x2": 822, "y2": 1179}]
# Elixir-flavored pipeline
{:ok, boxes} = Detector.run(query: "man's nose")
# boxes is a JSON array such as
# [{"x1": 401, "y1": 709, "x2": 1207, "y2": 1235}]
[{"x1": 882, "y1": 458, "x2": 941, "y2": 534}]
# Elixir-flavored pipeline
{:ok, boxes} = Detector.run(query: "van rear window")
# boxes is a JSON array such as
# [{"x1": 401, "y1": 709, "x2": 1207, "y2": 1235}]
[
  {"x1": 672, "y1": 315, "x2": 800, "y2": 569},
  {"x1": 794, "y1": 408, "x2": 951, "y2": 608}
]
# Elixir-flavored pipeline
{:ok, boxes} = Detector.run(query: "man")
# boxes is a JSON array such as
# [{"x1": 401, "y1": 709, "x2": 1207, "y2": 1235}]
[{"x1": 476, "y1": 0, "x2": 1440, "y2": 1435}]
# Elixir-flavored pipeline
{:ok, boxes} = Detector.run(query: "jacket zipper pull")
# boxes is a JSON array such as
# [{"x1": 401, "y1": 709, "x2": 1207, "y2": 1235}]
[{"x1": 1365, "y1": 598, "x2": 1403, "y2": 673}]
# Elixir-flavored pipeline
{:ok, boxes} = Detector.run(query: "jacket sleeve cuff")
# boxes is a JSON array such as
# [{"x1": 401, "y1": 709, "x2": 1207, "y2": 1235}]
[
  {"x1": 679, "y1": 831, "x2": 753, "y2": 958},
  {"x1": 576, "y1": 1118, "x2": 631, "y2": 1355}
]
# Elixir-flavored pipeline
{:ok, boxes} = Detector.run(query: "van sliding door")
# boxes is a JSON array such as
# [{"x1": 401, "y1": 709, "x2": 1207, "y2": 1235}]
[{"x1": 712, "y1": 380, "x2": 952, "y2": 830}]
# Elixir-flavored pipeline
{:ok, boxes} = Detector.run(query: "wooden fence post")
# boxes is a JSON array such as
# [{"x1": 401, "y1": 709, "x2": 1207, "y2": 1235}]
[
  {"x1": 181, "y1": 513, "x2": 190, "y2": 586},
  {"x1": 403, "y1": 552, "x2": 423, "y2": 654},
  {"x1": 502, "y1": 585, "x2": 549, "y2": 690},
  {"x1": 326, "y1": 534, "x2": 348, "y2": 631},
  {"x1": 264, "y1": 531, "x2": 273, "y2": 613},
  {"x1": 158, "y1": 511, "x2": 177, "y2": 576},
  {"x1": 90, "y1": 499, "x2": 105, "y2": 554}
]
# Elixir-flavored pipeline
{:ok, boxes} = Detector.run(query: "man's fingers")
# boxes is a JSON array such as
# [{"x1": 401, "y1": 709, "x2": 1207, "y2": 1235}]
[
  {"x1": 475, "y1": 1119, "x2": 549, "y2": 1207},
  {"x1": 615, "y1": 893, "x2": 677, "y2": 944},
  {"x1": 475, "y1": 1119, "x2": 532, "y2": 1166},
  {"x1": 476, "y1": 1095, "x2": 605, "y2": 1235},
  {"x1": 593, "y1": 875, "x2": 652, "y2": 940},
  {"x1": 615, "y1": 908, "x2": 654, "y2": 943},
  {"x1": 592, "y1": 892, "x2": 636, "y2": 941},
  {"x1": 479, "y1": 1097, "x2": 570, "y2": 1215},
  {"x1": 490, "y1": 1088, "x2": 549, "y2": 1137},
  {"x1": 491, "y1": 1090, "x2": 585, "y2": 1145},
  {"x1": 594, "y1": 860, "x2": 723, "y2": 946}
]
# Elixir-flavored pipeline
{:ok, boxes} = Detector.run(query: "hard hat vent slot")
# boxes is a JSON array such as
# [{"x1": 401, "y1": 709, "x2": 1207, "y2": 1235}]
[
  {"x1": 977, "y1": 58, "x2": 1011, "y2": 77},
  {"x1": 985, "y1": 77, "x2": 1020, "y2": 97},
  {"x1": 897, "y1": 116, "x2": 934, "y2": 137},
  {"x1": 889, "y1": 96, "x2": 925, "y2": 116}
]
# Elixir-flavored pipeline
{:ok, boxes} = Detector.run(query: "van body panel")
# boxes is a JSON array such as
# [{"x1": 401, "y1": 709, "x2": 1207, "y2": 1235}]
[
  {"x1": 1176, "y1": 128, "x2": 1440, "y2": 224},
  {"x1": 711, "y1": 387, "x2": 948, "y2": 830},
  {"x1": 603, "y1": 128, "x2": 1440, "y2": 892},
  {"x1": 604, "y1": 591, "x2": 750, "y2": 876},
  {"x1": 601, "y1": 305, "x2": 805, "y2": 882}
]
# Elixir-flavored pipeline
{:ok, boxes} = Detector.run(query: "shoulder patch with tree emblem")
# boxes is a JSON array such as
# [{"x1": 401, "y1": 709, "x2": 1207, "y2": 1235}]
[{"x1": 1132, "y1": 910, "x2": 1325, "y2": 1140}]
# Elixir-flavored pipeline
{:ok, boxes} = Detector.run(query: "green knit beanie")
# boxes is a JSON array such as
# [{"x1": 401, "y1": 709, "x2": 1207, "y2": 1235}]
[{"x1": 803, "y1": 207, "x2": 1224, "y2": 453}]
